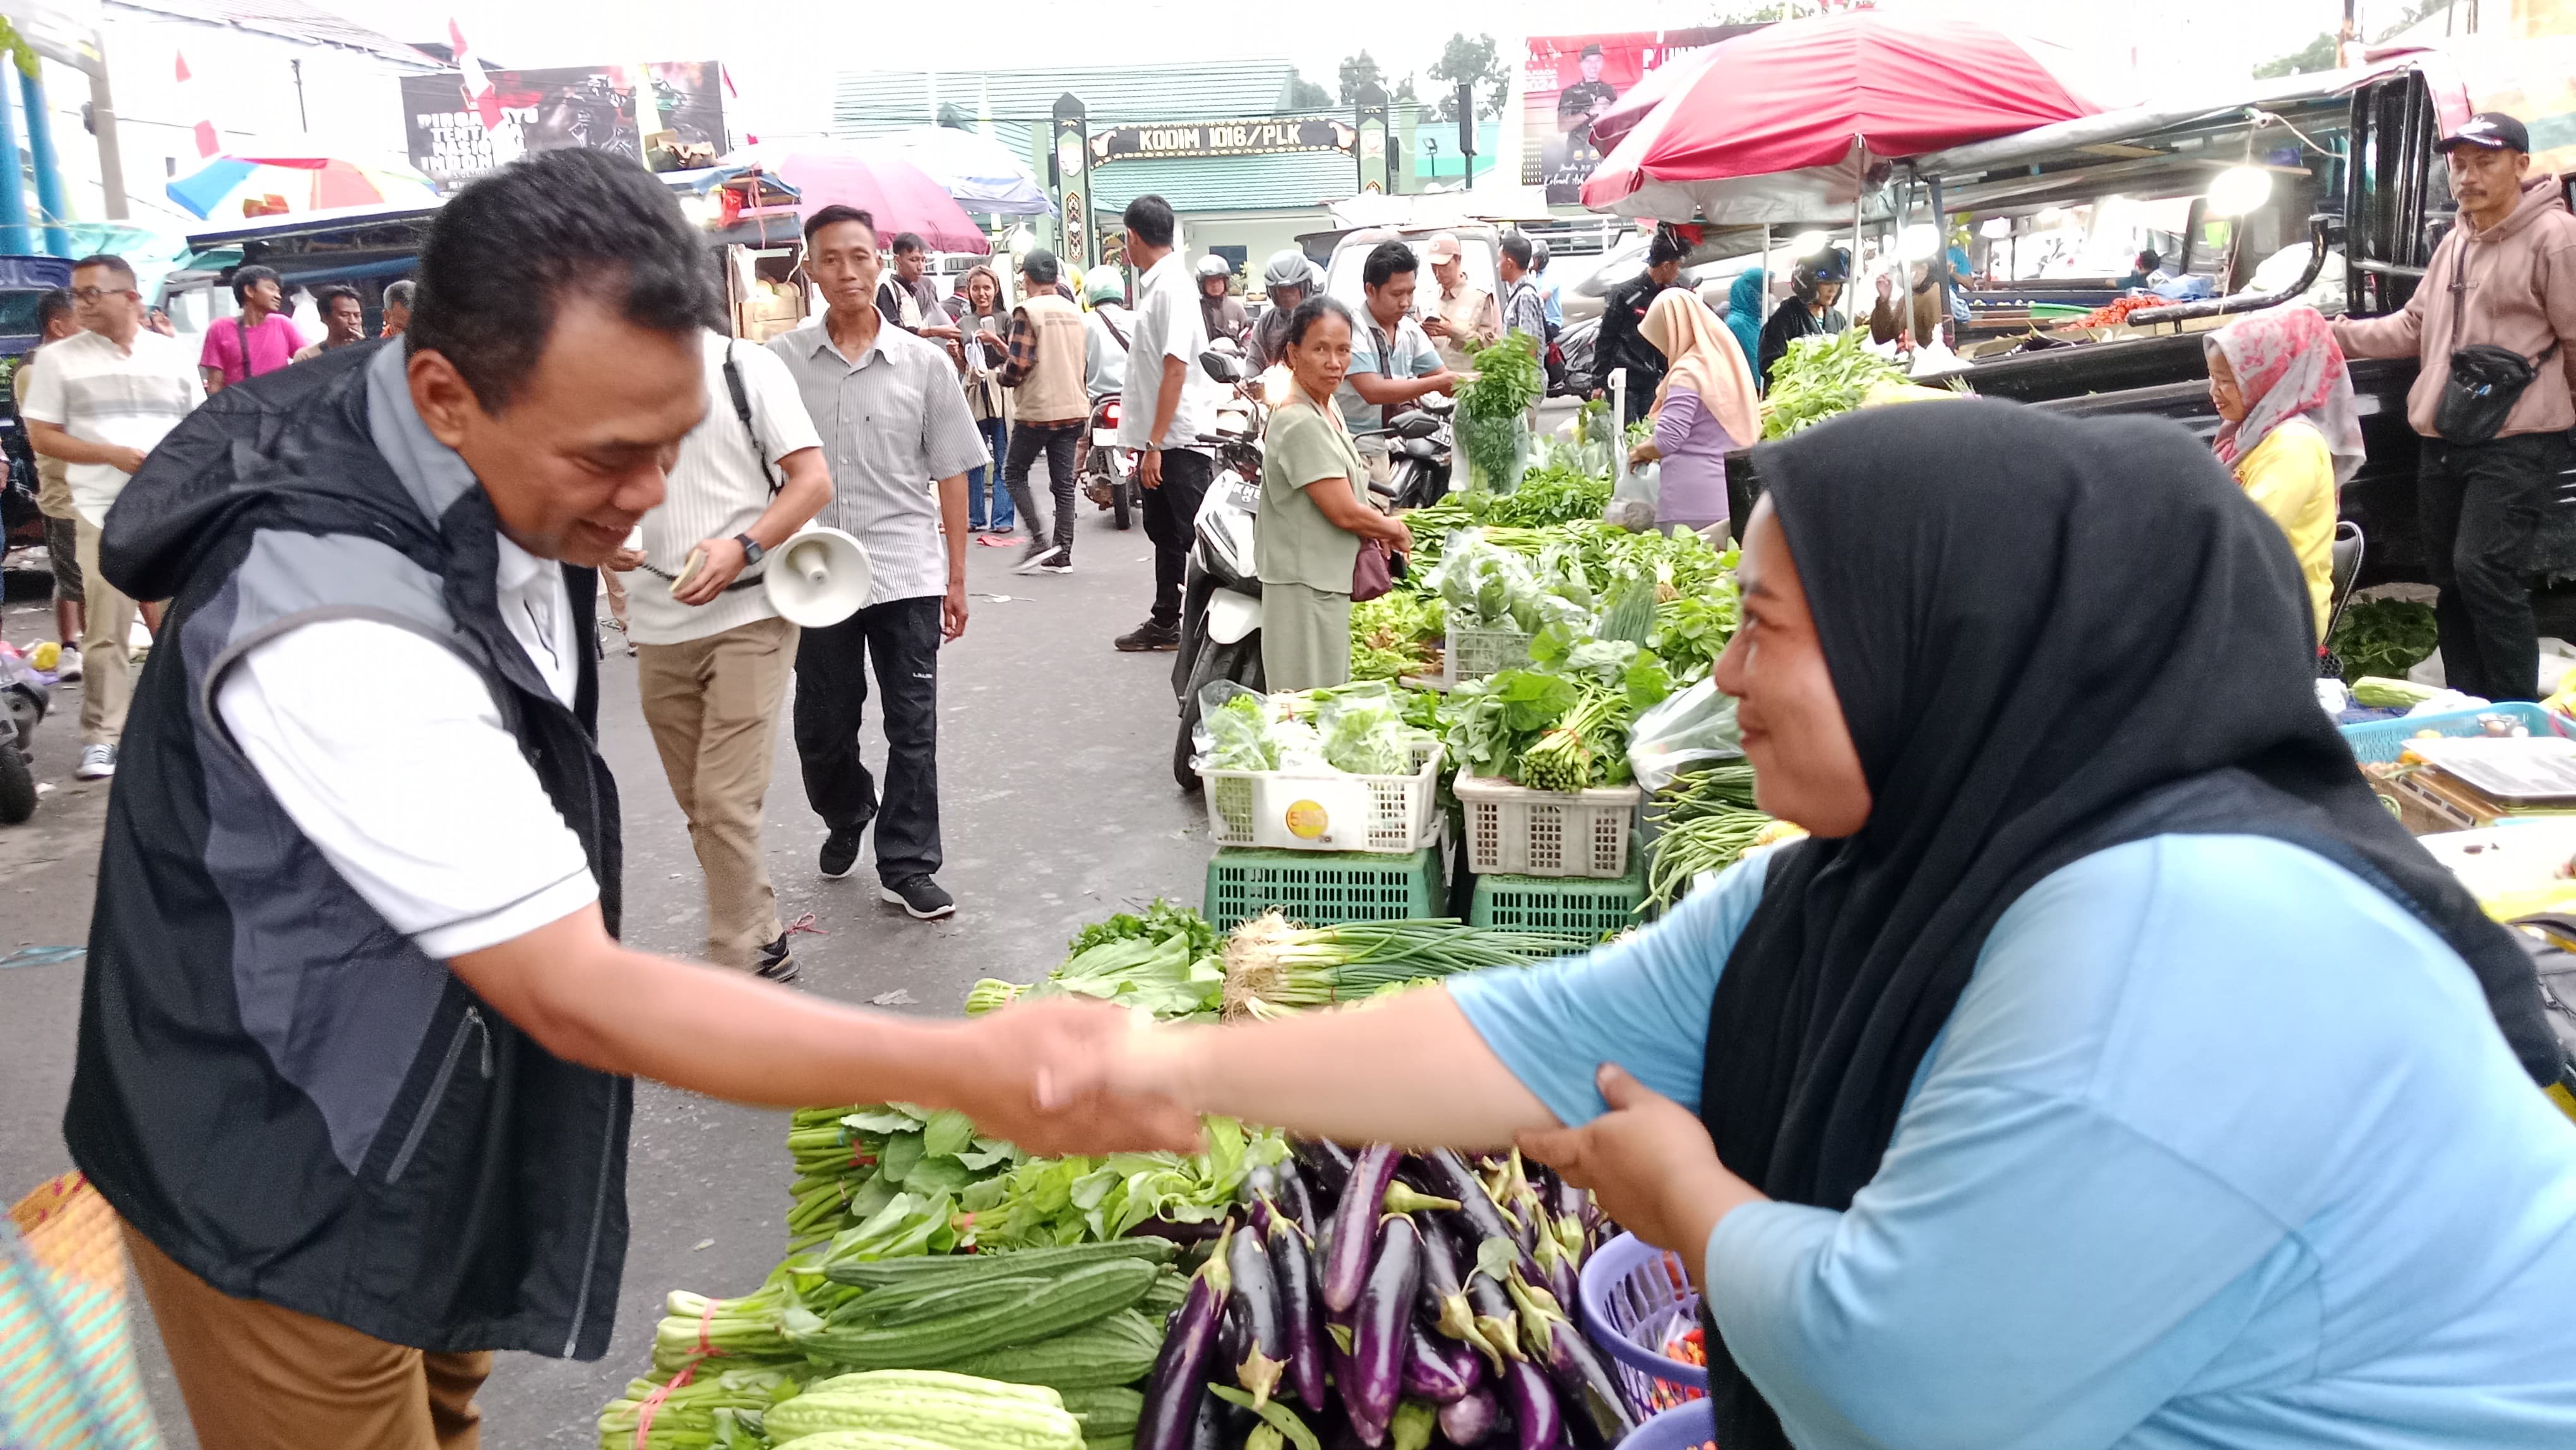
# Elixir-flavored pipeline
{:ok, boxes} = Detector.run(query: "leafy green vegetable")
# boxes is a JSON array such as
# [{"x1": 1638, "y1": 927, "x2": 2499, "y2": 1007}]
[
  {"x1": 1457, "y1": 333, "x2": 1546, "y2": 491},
  {"x1": 1318, "y1": 690, "x2": 1421, "y2": 776},
  {"x1": 1208, "y1": 691, "x2": 1279, "y2": 771},
  {"x1": 958, "y1": 1118, "x2": 1289, "y2": 1247},
  {"x1": 1349, "y1": 591, "x2": 1446, "y2": 681},
  {"x1": 1066, "y1": 899, "x2": 1220, "y2": 959},
  {"x1": 1761, "y1": 329, "x2": 1905, "y2": 439},
  {"x1": 1444, "y1": 668, "x2": 1580, "y2": 778},
  {"x1": 2329, "y1": 598, "x2": 2439, "y2": 683}
]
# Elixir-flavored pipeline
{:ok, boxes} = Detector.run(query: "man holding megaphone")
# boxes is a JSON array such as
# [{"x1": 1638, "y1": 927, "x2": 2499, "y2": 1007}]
[{"x1": 624, "y1": 326, "x2": 835, "y2": 982}]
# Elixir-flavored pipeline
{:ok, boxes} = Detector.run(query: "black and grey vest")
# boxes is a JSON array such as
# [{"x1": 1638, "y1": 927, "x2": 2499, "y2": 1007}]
[{"x1": 64, "y1": 341, "x2": 631, "y2": 1358}]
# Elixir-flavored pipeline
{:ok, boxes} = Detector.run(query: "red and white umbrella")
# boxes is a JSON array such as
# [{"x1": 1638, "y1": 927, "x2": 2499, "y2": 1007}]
[{"x1": 1582, "y1": 13, "x2": 2102, "y2": 224}]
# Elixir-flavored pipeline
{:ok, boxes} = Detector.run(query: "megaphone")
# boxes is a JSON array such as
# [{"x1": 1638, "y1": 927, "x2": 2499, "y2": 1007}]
[{"x1": 763, "y1": 525, "x2": 873, "y2": 628}]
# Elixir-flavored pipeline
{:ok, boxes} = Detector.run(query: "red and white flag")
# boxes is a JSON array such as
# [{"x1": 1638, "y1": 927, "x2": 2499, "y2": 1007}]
[
  {"x1": 174, "y1": 50, "x2": 218, "y2": 158},
  {"x1": 449, "y1": 20, "x2": 503, "y2": 131}
]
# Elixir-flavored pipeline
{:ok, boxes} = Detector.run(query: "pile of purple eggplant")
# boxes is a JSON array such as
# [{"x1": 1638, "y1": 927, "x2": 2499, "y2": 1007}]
[{"x1": 1131, "y1": 1140, "x2": 1640, "y2": 1450}]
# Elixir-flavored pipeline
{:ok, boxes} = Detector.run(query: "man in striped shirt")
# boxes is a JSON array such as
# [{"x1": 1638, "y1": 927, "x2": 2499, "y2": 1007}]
[{"x1": 625, "y1": 327, "x2": 833, "y2": 980}]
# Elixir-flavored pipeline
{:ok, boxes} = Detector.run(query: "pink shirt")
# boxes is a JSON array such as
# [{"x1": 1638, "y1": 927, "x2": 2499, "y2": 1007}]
[{"x1": 198, "y1": 312, "x2": 307, "y2": 386}]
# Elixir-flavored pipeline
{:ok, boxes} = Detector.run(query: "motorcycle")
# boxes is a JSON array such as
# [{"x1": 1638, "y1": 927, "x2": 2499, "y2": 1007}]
[
  {"x1": 1169, "y1": 344, "x2": 1268, "y2": 789},
  {"x1": 1385, "y1": 394, "x2": 1454, "y2": 512},
  {"x1": 1078, "y1": 393, "x2": 1138, "y2": 530},
  {"x1": 0, "y1": 647, "x2": 49, "y2": 824}
]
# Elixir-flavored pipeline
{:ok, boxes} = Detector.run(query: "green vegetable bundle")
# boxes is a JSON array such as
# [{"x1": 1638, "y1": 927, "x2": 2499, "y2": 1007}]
[
  {"x1": 2330, "y1": 598, "x2": 2439, "y2": 683},
  {"x1": 1456, "y1": 333, "x2": 1546, "y2": 491},
  {"x1": 597, "y1": 1365, "x2": 799, "y2": 1449},
  {"x1": 1349, "y1": 591, "x2": 1445, "y2": 681},
  {"x1": 1643, "y1": 764, "x2": 1774, "y2": 913},
  {"x1": 1218, "y1": 913, "x2": 1587, "y2": 1017},
  {"x1": 784, "y1": 1104, "x2": 1023, "y2": 1250},
  {"x1": 956, "y1": 1117, "x2": 1288, "y2": 1247},
  {"x1": 1760, "y1": 329, "x2": 1905, "y2": 439}
]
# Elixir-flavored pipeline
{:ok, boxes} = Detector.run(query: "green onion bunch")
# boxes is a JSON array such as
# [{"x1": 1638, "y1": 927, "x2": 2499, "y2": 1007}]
[{"x1": 1220, "y1": 913, "x2": 1587, "y2": 1018}]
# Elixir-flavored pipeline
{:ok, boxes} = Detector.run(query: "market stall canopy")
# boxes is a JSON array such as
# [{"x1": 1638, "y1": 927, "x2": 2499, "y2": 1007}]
[
  {"x1": 166, "y1": 149, "x2": 439, "y2": 220},
  {"x1": 870, "y1": 126, "x2": 1056, "y2": 217},
  {"x1": 717, "y1": 143, "x2": 989, "y2": 253},
  {"x1": 1580, "y1": 14, "x2": 2101, "y2": 225}
]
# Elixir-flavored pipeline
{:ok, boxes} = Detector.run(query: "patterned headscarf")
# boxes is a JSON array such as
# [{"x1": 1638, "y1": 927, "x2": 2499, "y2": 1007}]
[{"x1": 2205, "y1": 304, "x2": 2364, "y2": 487}]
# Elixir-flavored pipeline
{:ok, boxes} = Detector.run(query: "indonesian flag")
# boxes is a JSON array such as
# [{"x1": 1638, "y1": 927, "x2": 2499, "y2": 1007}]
[
  {"x1": 449, "y1": 20, "x2": 503, "y2": 131},
  {"x1": 174, "y1": 51, "x2": 217, "y2": 158}
]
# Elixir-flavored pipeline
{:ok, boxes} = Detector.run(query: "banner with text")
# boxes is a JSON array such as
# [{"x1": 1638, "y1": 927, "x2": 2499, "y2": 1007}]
[
  {"x1": 1090, "y1": 117, "x2": 1356, "y2": 165},
  {"x1": 402, "y1": 61, "x2": 724, "y2": 189},
  {"x1": 1524, "y1": 30, "x2": 1730, "y2": 205}
]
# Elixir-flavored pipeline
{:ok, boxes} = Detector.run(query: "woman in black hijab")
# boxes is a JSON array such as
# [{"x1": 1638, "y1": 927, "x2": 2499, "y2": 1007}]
[{"x1": 1082, "y1": 401, "x2": 2576, "y2": 1449}]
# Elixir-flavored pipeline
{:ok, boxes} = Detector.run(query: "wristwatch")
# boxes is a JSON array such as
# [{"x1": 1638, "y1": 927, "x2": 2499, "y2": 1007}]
[{"x1": 734, "y1": 532, "x2": 766, "y2": 566}]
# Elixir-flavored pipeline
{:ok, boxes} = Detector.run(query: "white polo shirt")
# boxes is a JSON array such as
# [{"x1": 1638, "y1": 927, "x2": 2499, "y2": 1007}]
[
  {"x1": 18, "y1": 326, "x2": 203, "y2": 526},
  {"x1": 1119, "y1": 251, "x2": 1217, "y2": 452},
  {"x1": 626, "y1": 330, "x2": 825, "y2": 646}
]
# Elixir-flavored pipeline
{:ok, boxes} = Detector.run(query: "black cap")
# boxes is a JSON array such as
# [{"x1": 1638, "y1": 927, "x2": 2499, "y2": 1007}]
[
  {"x1": 2438, "y1": 111, "x2": 2530, "y2": 154},
  {"x1": 1580, "y1": 44, "x2": 1603, "y2": 59}
]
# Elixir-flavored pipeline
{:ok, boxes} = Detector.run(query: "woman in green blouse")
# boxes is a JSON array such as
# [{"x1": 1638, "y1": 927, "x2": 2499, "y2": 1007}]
[{"x1": 1258, "y1": 296, "x2": 1413, "y2": 691}]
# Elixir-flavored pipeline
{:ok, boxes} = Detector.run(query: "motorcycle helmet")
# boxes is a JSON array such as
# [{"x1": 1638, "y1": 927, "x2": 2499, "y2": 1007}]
[
  {"x1": 1085, "y1": 267, "x2": 1126, "y2": 306},
  {"x1": 1791, "y1": 247, "x2": 1851, "y2": 299},
  {"x1": 1195, "y1": 253, "x2": 1235, "y2": 280},
  {"x1": 1261, "y1": 248, "x2": 1318, "y2": 294}
]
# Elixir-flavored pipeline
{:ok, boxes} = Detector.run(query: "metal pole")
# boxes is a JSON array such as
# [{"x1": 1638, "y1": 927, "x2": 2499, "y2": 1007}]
[
  {"x1": 21, "y1": 66, "x2": 69, "y2": 256},
  {"x1": 1927, "y1": 172, "x2": 1952, "y2": 345},
  {"x1": 0, "y1": 78, "x2": 32, "y2": 253},
  {"x1": 83, "y1": 35, "x2": 127, "y2": 220},
  {"x1": 291, "y1": 58, "x2": 307, "y2": 132}
]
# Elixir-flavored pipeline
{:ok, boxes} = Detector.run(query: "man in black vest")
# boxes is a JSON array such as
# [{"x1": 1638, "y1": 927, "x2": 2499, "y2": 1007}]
[{"x1": 65, "y1": 148, "x2": 1191, "y2": 1449}]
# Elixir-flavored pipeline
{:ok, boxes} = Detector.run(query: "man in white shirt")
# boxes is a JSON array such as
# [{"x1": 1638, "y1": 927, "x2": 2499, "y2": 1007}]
[
  {"x1": 626, "y1": 329, "x2": 833, "y2": 978},
  {"x1": 21, "y1": 252, "x2": 203, "y2": 779},
  {"x1": 66, "y1": 150, "x2": 1189, "y2": 1450},
  {"x1": 1114, "y1": 194, "x2": 1218, "y2": 652}
]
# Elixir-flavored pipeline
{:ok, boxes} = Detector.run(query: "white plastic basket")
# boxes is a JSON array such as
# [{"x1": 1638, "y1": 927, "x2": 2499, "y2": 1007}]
[
  {"x1": 1201, "y1": 740, "x2": 1445, "y2": 853},
  {"x1": 1455, "y1": 773, "x2": 1642, "y2": 878},
  {"x1": 1443, "y1": 626, "x2": 1532, "y2": 686}
]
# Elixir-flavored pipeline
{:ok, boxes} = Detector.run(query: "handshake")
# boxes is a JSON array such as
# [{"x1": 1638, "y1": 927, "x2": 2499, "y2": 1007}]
[{"x1": 933, "y1": 996, "x2": 1206, "y2": 1158}]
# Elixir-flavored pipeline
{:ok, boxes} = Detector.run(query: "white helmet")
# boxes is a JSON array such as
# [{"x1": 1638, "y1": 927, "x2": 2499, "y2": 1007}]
[{"x1": 1195, "y1": 253, "x2": 1234, "y2": 280}]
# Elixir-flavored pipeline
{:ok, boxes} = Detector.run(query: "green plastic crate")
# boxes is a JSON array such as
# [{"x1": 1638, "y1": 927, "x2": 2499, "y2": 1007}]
[
  {"x1": 1469, "y1": 834, "x2": 1647, "y2": 938},
  {"x1": 1205, "y1": 836, "x2": 1448, "y2": 931}
]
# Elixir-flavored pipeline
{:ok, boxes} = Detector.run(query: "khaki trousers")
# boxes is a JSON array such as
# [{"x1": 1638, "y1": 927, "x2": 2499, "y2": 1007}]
[
  {"x1": 123, "y1": 1225, "x2": 491, "y2": 1450},
  {"x1": 638, "y1": 614, "x2": 799, "y2": 966},
  {"x1": 75, "y1": 513, "x2": 136, "y2": 746}
]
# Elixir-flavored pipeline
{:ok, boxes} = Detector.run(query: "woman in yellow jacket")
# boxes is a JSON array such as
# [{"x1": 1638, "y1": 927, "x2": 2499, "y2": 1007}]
[{"x1": 2204, "y1": 304, "x2": 2364, "y2": 643}]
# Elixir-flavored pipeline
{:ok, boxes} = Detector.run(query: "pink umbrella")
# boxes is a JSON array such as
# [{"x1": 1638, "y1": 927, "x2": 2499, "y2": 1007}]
[
  {"x1": 756, "y1": 149, "x2": 987, "y2": 255},
  {"x1": 1582, "y1": 13, "x2": 2101, "y2": 222}
]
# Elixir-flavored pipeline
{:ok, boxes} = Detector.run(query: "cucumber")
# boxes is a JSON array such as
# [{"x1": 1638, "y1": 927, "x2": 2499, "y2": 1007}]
[{"x1": 790, "y1": 1257, "x2": 1161, "y2": 1369}]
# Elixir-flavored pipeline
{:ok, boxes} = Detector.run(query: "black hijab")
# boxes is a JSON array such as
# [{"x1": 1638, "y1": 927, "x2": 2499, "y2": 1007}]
[{"x1": 1695, "y1": 398, "x2": 2563, "y2": 1449}]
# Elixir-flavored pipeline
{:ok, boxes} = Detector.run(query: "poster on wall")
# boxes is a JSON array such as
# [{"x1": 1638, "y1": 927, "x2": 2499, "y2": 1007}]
[
  {"x1": 402, "y1": 61, "x2": 725, "y2": 189},
  {"x1": 1523, "y1": 29, "x2": 1732, "y2": 205}
]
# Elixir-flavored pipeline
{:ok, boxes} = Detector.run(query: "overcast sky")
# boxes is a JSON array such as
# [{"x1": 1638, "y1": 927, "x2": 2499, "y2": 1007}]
[{"x1": 322, "y1": 0, "x2": 2371, "y2": 136}]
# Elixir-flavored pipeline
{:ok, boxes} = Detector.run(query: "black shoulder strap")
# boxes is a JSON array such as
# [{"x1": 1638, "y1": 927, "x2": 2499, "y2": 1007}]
[{"x1": 722, "y1": 341, "x2": 781, "y2": 495}]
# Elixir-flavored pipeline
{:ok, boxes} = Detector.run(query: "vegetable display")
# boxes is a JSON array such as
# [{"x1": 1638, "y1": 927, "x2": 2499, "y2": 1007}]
[
  {"x1": 1760, "y1": 329, "x2": 1905, "y2": 440},
  {"x1": 1642, "y1": 763, "x2": 1774, "y2": 914},
  {"x1": 2328, "y1": 598, "x2": 2439, "y2": 684}
]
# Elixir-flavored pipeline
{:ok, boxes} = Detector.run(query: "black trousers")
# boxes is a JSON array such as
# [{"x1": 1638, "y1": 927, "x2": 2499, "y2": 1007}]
[
  {"x1": 1004, "y1": 421, "x2": 1082, "y2": 556},
  {"x1": 2418, "y1": 431, "x2": 2576, "y2": 702},
  {"x1": 792, "y1": 594, "x2": 942, "y2": 883},
  {"x1": 1140, "y1": 448, "x2": 1214, "y2": 628}
]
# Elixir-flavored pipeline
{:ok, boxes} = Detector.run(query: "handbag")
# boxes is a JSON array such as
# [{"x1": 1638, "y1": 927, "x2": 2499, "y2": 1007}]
[
  {"x1": 2433, "y1": 243, "x2": 2563, "y2": 445},
  {"x1": 1352, "y1": 539, "x2": 1394, "y2": 602}
]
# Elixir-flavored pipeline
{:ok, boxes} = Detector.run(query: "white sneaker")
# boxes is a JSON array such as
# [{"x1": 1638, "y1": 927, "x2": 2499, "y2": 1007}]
[
  {"x1": 54, "y1": 645, "x2": 80, "y2": 683},
  {"x1": 76, "y1": 743, "x2": 116, "y2": 779}
]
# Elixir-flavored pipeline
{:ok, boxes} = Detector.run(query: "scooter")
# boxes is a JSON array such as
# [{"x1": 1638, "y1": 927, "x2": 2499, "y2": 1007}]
[
  {"x1": 0, "y1": 647, "x2": 50, "y2": 824},
  {"x1": 1169, "y1": 344, "x2": 1269, "y2": 789},
  {"x1": 1078, "y1": 393, "x2": 1138, "y2": 530},
  {"x1": 1386, "y1": 394, "x2": 1454, "y2": 511}
]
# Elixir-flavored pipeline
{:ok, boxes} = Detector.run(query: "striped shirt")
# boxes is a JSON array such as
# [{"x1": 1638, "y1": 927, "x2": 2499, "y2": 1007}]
[
  {"x1": 625, "y1": 330, "x2": 824, "y2": 646},
  {"x1": 18, "y1": 327, "x2": 202, "y2": 526}
]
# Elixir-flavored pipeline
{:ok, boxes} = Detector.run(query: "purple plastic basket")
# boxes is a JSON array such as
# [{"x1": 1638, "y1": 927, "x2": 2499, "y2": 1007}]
[
  {"x1": 1577, "y1": 1231, "x2": 1709, "y2": 1419},
  {"x1": 1623, "y1": 1401, "x2": 1717, "y2": 1450}
]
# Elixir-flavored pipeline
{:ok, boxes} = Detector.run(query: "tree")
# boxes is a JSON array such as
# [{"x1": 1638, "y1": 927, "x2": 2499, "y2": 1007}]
[
  {"x1": 1428, "y1": 32, "x2": 1510, "y2": 123},
  {"x1": 1286, "y1": 70, "x2": 1332, "y2": 111},
  {"x1": 2253, "y1": 32, "x2": 2337, "y2": 79},
  {"x1": 1339, "y1": 51, "x2": 1385, "y2": 105}
]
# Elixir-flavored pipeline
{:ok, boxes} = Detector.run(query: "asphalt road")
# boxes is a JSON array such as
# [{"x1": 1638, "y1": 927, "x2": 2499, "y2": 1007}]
[{"x1": 0, "y1": 497, "x2": 1216, "y2": 1447}]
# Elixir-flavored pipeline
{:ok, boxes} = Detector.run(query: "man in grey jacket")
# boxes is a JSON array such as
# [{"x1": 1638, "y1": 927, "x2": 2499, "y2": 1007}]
[{"x1": 2336, "y1": 112, "x2": 2576, "y2": 701}]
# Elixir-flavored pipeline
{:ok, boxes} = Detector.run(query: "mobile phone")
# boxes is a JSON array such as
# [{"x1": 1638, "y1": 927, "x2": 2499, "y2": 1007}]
[{"x1": 669, "y1": 546, "x2": 707, "y2": 597}]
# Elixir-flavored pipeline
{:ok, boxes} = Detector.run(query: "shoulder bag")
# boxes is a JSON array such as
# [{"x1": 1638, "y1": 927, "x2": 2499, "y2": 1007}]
[{"x1": 2434, "y1": 240, "x2": 2563, "y2": 445}]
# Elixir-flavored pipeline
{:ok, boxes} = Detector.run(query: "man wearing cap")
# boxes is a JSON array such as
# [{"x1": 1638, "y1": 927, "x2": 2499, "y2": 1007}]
[
  {"x1": 1556, "y1": 44, "x2": 1618, "y2": 145},
  {"x1": 1421, "y1": 231, "x2": 1500, "y2": 374},
  {"x1": 2336, "y1": 111, "x2": 2576, "y2": 702}
]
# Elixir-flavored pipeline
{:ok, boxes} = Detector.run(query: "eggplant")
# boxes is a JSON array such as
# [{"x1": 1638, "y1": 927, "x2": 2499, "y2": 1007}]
[
  {"x1": 1267, "y1": 1214, "x2": 1330, "y2": 1411},
  {"x1": 1400, "y1": 1322, "x2": 1479, "y2": 1403},
  {"x1": 1420, "y1": 1149, "x2": 1523, "y2": 1254},
  {"x1": 1500, "y1": 1358, "x2": 1561, "y2": 1450},
  {"x1": 1328, "y1": 1321, "x2": 1388, "y2": 1447},
  {"x1": 1323, "y1": 1146, "x2": 1403, "y2": 1314},
  {"x1": 1415, "y1": 1216, "x2": 1496, "y2": 1364},
  {"x1": 1464, "y1": 1252, "x2": 1525, "y2": 1375},
  {"x1": 1507, "y1": 1272, "x2": 1637, "y2": 1444},
  {"x1": 1350, "y1": 1214, "x2": 1426, "y2": 1433},
  {"x1": 1184, "y1": 1385, "x2": 1225, "y2": 1450},
  {"x1": 1244, "y1": 1162, "x2": 1282, "y2": 1204},
  {"x1": 1278, "y1": 1163, "x2": 1321, "y2": 1241},
  {"x1": 1292, "y1": 1137, "x2": 1357, "y2": 1201},
  {"x1": 1227, "y1": 1216, "x2": 1292, "y2": 1410},
  {"x1": 1436, "y1": 1386, "x2": 1500, "y2": 1446},
  {"x1": 1136, "y1": 1230, "x2": 1236, "y2": 1450}
]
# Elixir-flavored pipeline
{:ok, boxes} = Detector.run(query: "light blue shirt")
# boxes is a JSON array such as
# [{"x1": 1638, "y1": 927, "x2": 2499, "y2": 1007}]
[
  {"x1": 1536, "y1": 272, "x2": 1564, "y2": 328},
  {"x1": 1337, "y1": 309, "x2": 1441, "y2": 438},
  {"x1": 1452, "y1": 834, "x2": 2576, "y2": 1449}
]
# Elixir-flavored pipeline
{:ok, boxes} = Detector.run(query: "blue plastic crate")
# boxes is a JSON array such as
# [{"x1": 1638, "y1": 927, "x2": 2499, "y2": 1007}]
[{"x1": 2339, "y1": 702, "x2": 2576, "y2": 765}]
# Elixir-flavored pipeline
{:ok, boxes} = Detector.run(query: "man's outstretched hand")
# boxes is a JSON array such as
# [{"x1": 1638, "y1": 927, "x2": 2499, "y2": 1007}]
[{"x1": 949, "y1": 997, "x2": 1202, "y2": 1158}]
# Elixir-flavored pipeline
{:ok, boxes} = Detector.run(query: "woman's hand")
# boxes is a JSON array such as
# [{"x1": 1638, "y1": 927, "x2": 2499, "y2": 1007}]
[
  {"x1": 1629, "y1": 441, "x2": 1662, "y2": 466},
  {"x1": 1374, "y1": 515, "x2": 1414, "y2": 554},
  {"x1": 1518, "y1": 1065, "x2": 1766, "y2": 1266}
]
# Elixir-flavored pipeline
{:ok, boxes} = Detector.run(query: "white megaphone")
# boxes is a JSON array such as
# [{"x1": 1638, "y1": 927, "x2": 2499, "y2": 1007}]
[{"x1": 763, "y1": 525, "x2": 873, "y2": 628}]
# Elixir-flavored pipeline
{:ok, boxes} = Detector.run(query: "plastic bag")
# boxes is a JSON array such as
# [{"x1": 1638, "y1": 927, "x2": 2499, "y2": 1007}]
[
  {"x1": 1625, "y1": 676, "x2": 1744, "y2": 792},
  {"x1": 3, "y1": 1173, "x2": 165, "y2": 1450},
  {"x1": 1315, "y1": 683, "x2": 1418, "y2": 776}
]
